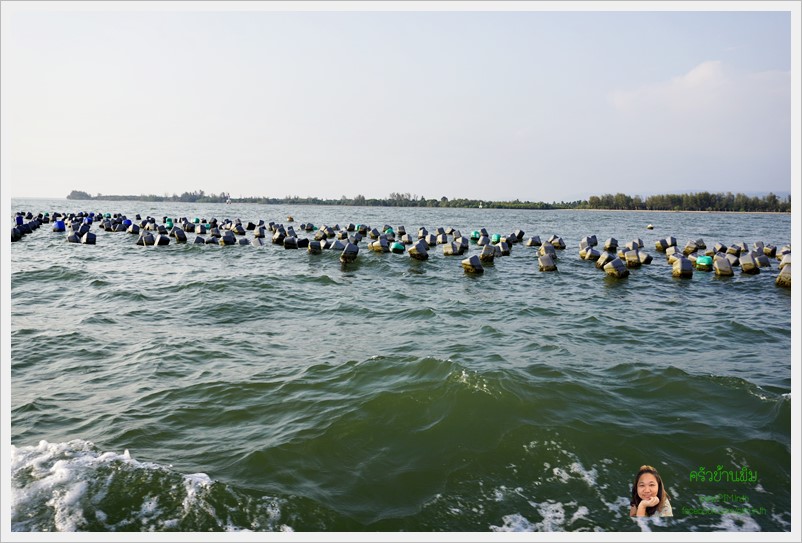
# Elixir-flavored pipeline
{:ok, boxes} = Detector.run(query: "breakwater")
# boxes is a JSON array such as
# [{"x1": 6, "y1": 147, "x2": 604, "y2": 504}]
[{"x1": 10, "y1": 205, "x2": 792, "y2": 287}]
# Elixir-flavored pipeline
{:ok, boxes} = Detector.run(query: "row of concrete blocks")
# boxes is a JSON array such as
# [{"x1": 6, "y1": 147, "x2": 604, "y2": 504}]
[
  {"x1": 306, "y1": 225, "x2": 558, "y2": 250},
  {"x1": 129, "y1": 220, "x2": 559, "y2": 252},
  {"x1": 145, "y1": 221, "x2": 503, "y2": 249},
  {"x1": 57, "y1": 211, "x2": 269, "y2": 240},
  {"x1": 52, "y1": 216, "x2": 99, "y2": 244},
  {"x1": 61, "y1": 222, "x2": 795, "y2": 287},
  {"x1": 570, "y1": 248, "x2": 790, "y2": 285},
  {"x1": 15, "y1": 210, "x2": 793, "y2": 274},
  {"x1": 326, "y1": 230, "x2": 566, "y2": 273},
  {"x1": 42, "y1": 212, "x2": 364, "y2": 243},
  {"x1": 124, "y1": 226, "x2": 562, "y2": 257},
  {"x1": 15, "y1": 210, "x2": 103, "y2": 230},
  {"x1": 10, "y1": 216, "x2": 45, "y2": 242},
  {"x1": 661, "y1": 243, "x2": 791, "y2": 281},
  {"x1": 577, "y1": 235, "x2": 626, "y2": 253},
  {"x1": 14, "y1": 211, "x2": 50, "y2": 222},
  {"x1": 131, "y1": 228, "x2": 367, "y2": 261},
  {"x1": 583, "y1": 234, "x2": 786, "y2": 260},
  {"x1": 129, "y1": 225, "x2": 537, "y2": 266},
  {"x1": 134, "y1": 230, "x2": 330, "y2": 248},
  {"x1": 123, "y1": 226, "x2": 793, "y2": 288},
  {"x1": 24, "y1": 210, "x2": 558, "y2": 253},
  {"x1": 660, "y1": 242, "x2": 790, "y2": 263},
  {"x1": 87, "y1": 214, "x2": 286, "y2": 238},
  {"x1": 564, "y1": 236, "x2": 790, "y2": 285},
  {"x1": 307, "y1": 224, "x2": 475, "y2": 243},
  {"x1": 656, "y1": 236, "x2": 788, "y2": 259},
  {"x1": 580, "y1": 233, "x2": 790, "y2": 274},
  {"x1": 463, "y1": 234, "x2": 570, "y2": 273},
  {"x1": 578, "y1": 238, "x2": 641, "y2": 278},
  {"x1": 461, "y1": 245, "x2": 564, "y2": 274},
  {"x1": 666, "y1": 254, "x2": 791, "y2": 286},
  {"x1": 37, "y1": 211, "x2": 519, "y2": 247},
  {"x1": 67, "y1": 217, "x2": 533, "y2": 254}
]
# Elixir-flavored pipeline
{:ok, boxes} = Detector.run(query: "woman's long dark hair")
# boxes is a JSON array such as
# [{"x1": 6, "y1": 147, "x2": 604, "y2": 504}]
[{"x1": 630, "y1": 465, "x2": 669, "y2": 516}]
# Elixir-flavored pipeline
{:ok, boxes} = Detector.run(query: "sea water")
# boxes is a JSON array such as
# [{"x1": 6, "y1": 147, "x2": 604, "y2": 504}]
[{"x1": 8, "y1": 199, "x2": 792, "y2": 532}]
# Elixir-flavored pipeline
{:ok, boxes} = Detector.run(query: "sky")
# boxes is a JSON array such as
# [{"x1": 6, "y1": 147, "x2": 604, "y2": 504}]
[{"x1": 1, "y1": 2, "x2": 797, "y2": 203}]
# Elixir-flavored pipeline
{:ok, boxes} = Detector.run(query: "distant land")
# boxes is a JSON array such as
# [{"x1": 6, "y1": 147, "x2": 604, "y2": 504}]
[{"x1": 65, "y1": 190, "x2": 791, "y2": 213}]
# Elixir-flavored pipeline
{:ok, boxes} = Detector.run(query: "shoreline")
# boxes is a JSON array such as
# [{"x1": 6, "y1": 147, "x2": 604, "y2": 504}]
[
  {"x1": 9, "y1": 197, "x2": 792, "y2": 215},
  {"x1": 567, "y1": 208, "x2": 791, "y2": 215}
]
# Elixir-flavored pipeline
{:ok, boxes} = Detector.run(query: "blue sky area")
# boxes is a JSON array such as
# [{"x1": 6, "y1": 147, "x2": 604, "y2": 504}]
[{"x1": 1, "y1": 4, "x2": 795, "y2": 202}]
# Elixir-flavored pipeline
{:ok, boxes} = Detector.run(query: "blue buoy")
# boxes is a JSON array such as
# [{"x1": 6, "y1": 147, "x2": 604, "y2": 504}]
[
  {"x1": 122, "y1": 219, "x2": 132, "y2": 227},
  {"x1": 15, "y1": 215, "x2": 23, "y2": 226},
  {"x1": 53, "y1": 220, "x2": 66, "y2": 232}
]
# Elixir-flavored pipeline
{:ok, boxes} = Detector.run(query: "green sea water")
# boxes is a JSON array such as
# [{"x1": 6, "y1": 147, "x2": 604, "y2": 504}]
[{"x1": 8, "y1": 199, "x2": 793, "y2": 532}]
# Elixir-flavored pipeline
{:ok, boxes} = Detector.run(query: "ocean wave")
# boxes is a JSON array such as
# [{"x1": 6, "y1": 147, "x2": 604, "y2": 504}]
[
  {"x1": 11, "y1": 265, "x2": 87, "y2": 284},
  {"x1": 10, "y1": 440, "x2": 291, "y2": 532}
]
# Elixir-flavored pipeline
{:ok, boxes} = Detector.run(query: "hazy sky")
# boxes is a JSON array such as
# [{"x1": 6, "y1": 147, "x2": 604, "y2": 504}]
[{"x1": 1, "y1": 2, "x2": 795, "y2": 202}]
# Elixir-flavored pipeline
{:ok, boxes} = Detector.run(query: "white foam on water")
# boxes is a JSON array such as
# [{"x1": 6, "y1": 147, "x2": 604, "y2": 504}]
[
  {"x1": 640, "y1": 513, "x2": 671, "y2": 530},
  {"x1": 550, "y1": 460, "x2": 599, "y2": 490},
  {"x1": 569, "y1": 461, "x2": 598, "y2": 488},
  {"x1": 162, "y1": 518, "x2": 180, "y2": 529},
  {"x1": 533, "y1": 500, "x2": 566, "y2": 531},
  {"x1": 551, "y1": 466, "x2": 570, "y2": 483},
  {"x1": 487, "y1": 485, "x2": 527, "y2": 505},
  {"x1": 570, "y1": 505, "x2": 590, "y2": 525},
  {"x1": 12, "y1": 440, "x2": 100, "y2": 531},
  {"x1": 176, "y1": 472, "x2": 215, "y2": 527},
  {"x1": 451, "y1": 369, "x2": 494, "y2": 396},
  {"x1": 748, "y1": 386, "x2": 771, "y2": 401},
  {"x1": 492, "y1": 487, "x2": 506, "y2": 502},
  {"x1": 140, "y1": 497, "x2": 159, "y2": 515},
  {"x1": 252, "y1": 496, "x2": 288, "y2": 531},
  {"x1": 527, "y1": 437, "x2": 624, "y2": 521},
  {"x1": 47, "y1": 479, "x2": 88, "y2": 531},
  {"x1": 422, "y1": 492, "x2": 443, "y2": 508},
  {"x1": 603, "y1": 495, "x2": 631, "y2": 516},
  {"x1": 633, "y1": 517, "x2": 652, "y2": 532},
  {"x1": 10, "y1": 439, "x2": 273, "y2": 532},
  {"x1": 713, "y1": 513, "x2": 762, "y2": 531},
  {"x1": 770, "y1": 512, "x2": 791, "y2": 530},
  {"x1": 224, "y1": 522, "x2": 253, "y2": 532},
  {"x1": 541, "y1": 442, "x2": 602, "y2": 491},
  {"x1": 489, "y1": 513, "x2": 537, "y2": 532}
]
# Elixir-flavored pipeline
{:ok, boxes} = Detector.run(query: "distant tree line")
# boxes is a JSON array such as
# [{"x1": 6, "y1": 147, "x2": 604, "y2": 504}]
[
  {"x1": 579, "y1": 191, "x2": 790, "y2": 212},
  {"x1": 66, "y1": 189, "x2": 790, "y2": 212},
  {"x1": 65, "y1": 189, "x2": 573, "y2": 209},
  {"x1": 67, "y1": 189, "x2": 231, "y2": 203}
]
